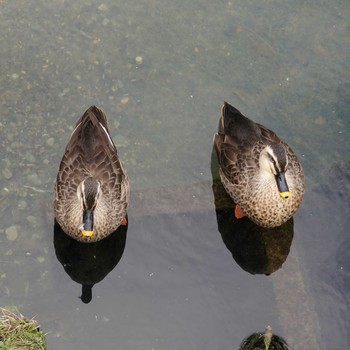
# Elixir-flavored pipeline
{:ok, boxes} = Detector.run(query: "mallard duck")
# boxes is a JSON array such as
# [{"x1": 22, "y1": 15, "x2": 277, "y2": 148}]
[
  {"x1": 54, "y1": 106, "x2": 129, "y2": 242},
  {"x1": 214, "y1": 102, "x2": 304, "y2": 228}
]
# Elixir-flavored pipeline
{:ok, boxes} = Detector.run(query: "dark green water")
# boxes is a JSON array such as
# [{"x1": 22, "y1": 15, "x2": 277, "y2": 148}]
[{"x1": 0, "y1": 0, "x2": 349, "y2": 349}]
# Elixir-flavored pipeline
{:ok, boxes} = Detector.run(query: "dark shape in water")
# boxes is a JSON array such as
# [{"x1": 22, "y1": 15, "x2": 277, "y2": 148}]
[
  {"x1": 211, "y1": 148, "x2": 294, "y2": 275},
  {"x1": 53, "y1": 217, "x2": 127, "y2": 303},
  {"x1": 81, "y1": 284, "x2": 93, "y2": 304},
  {"x1": 239, "y1": 325, "x2": 290, "y2": 350},
  {"x1": 322, "y1": 160, "x2": 350, "y2": 209}
]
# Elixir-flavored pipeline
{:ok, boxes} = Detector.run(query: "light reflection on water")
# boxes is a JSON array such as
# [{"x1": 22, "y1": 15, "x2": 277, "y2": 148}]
[{"x1": 0, "y1": 0, "x2": 349, "y2": 349}]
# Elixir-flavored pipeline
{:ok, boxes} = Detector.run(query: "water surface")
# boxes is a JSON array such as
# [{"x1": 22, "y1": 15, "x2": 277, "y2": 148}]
[{"x1": 0, "y1": 0, "x2": 349, "y2": 349}]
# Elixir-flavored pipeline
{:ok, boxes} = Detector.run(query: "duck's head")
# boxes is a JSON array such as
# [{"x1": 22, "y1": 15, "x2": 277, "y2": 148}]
[
  {"x1": 260, "y1": 144, "x2": 290, "y2": 198},
  {"x1": 77, "y1": 177, "x2": 101, "y2": 238}
]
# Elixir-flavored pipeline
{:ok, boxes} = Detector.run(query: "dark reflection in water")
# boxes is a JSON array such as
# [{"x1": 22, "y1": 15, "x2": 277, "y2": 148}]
[
  {"x1": 239, "y1": 325, "x2": 289, "y2": 350},
  {"x1": 317, "y1": 160, "x2": 350, "y2": 344},
  {"x1": 53, "y1": 219, "x2": 127, "y2": 303},
  {"x1": 319, "y1": 160, "x2": 350, "y2": 300},
  {"x1": 321, "y1": 160, "x2": 350, "y2": 209},
  {"x1": 333, "y1": 224, "x2": 350, "y2": 342},
  {"x1": 334, "y1": 223, "x2": 350, "y2": 294},
  {"x1": 211, "y1": 149, "x2": 293, "y2": 275}
]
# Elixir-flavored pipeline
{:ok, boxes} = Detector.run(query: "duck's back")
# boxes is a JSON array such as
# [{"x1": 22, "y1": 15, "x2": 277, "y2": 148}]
[
  {"x1": 57, "y1": 106, "x2": 125, "y2": 194},
  {"x1": 67, "y1": 106, "x2": 115, "y2": 162},
  {"x1": 220, "y1": 102, "x2": 262, "y2": 146}
]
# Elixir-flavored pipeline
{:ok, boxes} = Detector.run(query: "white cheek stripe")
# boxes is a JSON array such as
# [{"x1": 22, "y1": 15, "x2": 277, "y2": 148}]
[
  {"x1": 96, "y1": 181, "x2": 101, "y2": 201},
  {"x1": 80, "y1": 180, "x2": 86, "y2": 207}
]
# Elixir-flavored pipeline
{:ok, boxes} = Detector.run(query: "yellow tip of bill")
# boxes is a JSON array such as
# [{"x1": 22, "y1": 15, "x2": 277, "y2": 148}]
[
  {"x1": 82, "y1": 230, "x2": 94, "y2": 237},
  {"x1": 279, "y1": 191, "x2": 290, "y2": 199}
]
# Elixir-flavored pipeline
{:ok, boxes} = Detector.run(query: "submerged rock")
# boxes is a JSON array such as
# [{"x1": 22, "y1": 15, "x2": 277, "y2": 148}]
[{"x1": 5, "y1": 225, "x2": 18, "y2": 241}]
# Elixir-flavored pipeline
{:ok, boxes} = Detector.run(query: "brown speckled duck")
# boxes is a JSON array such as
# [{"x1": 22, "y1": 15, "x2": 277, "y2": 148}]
[
  {"x1": 54, "y1": 106, "x2": 129, "y2": 242},
  {"x1": 214, "y1": 102, "x2": 304, "y2": 228}
]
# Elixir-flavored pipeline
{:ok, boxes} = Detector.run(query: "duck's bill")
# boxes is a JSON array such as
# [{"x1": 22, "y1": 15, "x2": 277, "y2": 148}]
[
  {"x1": 275, "y1": 172, "x2": 290, "y2": 199},
  {"x1": 82, "y1": 209, "x2": 94, "y2": 237},
  {"x1": 82, "y1": 229, "x2": 94, "y2": 237}
]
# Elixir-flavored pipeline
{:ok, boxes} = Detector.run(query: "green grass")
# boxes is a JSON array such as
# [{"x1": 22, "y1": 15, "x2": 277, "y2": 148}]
[{"x1": 0, "y1": 308, "x2": 46, "y2": 350}]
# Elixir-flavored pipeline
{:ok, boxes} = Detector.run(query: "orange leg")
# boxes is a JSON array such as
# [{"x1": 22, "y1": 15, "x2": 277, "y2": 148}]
[
  {"x1": 234, "y1": 205, "x2": 246, "y2": 219},
  {"x1": 121, "y1": 216, "x2": 127, "y2": 225}
]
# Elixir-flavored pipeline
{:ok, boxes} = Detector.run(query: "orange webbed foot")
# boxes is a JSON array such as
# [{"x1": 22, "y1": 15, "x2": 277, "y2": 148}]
[
  {"x1": 121, "y1": 216, "x2": 127, "y2": 225},
  {"x1": 234, "y1": 205, "x2": 246, "y2": 219}
]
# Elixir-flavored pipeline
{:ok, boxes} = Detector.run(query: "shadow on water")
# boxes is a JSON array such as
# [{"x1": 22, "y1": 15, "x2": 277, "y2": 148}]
[
  {"x1": 210, "y1": 148, "x2": 294, "y2": 275},
  {"x1": 316, "y1": 160, "x2": 350, "y2": 344},
  {"x1": 53, "y1": 218, "x2": 128, "y2": 303}
]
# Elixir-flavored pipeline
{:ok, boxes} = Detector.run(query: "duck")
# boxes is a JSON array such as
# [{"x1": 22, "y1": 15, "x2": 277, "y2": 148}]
[
  {"x1": 213, "y1": 102, "x2": 304, "y2": 228},
  {"x1": 54, "y1": 106, "x2": 129, "y2": 242},
  {"x1": 240, "y1": 325, "x2": 289, "y2": 350}
]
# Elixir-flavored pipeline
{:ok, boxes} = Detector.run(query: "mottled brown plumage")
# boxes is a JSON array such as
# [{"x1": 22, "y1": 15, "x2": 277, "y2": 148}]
[
  {"x1": 54, "y1": 106, "x2": 129, "y2": 242},
  {"x1": 214, "y1": 102, "x2": 304, "y2": 228}
]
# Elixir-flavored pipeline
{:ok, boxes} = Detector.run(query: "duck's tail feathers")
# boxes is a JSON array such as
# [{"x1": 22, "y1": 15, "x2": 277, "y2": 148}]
[{"x1": 76, "y1": 105, "x2": 109, "y2": 131}]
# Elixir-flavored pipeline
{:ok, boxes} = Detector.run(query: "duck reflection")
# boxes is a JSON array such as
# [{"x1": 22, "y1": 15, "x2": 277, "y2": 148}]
[
  {"x1": 239, "y1": 325, "x2": 290, "y2": 350},
  {"x1": 53, "y1": 218, "x2": 127, "y2": 303},
  {"x1": 211, "y1": 149, "x2": 293, "y2": 275}
]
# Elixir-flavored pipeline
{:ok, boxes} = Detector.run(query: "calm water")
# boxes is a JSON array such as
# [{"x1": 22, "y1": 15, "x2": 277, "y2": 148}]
[{"x1": 0, "y1": 0, "x2": 349, "y2": 349}]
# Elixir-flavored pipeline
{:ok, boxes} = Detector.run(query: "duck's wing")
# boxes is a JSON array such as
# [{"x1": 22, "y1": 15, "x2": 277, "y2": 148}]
[
  {"x1": 256, "y1": 121, "x2": 283, "y2": 144},
  {"x1": 221, "y1": 102, "x2": 262, "y2": 146},
  {"x1": 56, "y1": 106, "x2": 128, "y2": 201},
  {"x1": 214, "y1": 132, "x2": 252, "y2": 187},
  {"x1": 76, "y1": 106, "x2": 128, "y2": 201}
]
